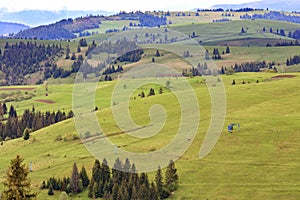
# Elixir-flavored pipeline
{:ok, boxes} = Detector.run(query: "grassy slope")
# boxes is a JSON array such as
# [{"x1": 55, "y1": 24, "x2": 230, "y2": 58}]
[
  {"x1": 0, "y1": 73, "x2": 300, "y2": 199},
  {"x1": 171, "y1": 20, "x2": 300, "y2": 46}
]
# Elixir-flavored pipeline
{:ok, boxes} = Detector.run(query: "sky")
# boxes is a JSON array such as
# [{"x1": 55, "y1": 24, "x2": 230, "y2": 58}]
[{"x1": 0, "y1": 0, "x2": 257, "y2": 12}]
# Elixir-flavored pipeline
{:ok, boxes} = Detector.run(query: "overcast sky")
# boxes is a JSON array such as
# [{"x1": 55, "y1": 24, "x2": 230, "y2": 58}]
[{"x1": 0, "y1": 0, "x2": 257, "y2": 12}]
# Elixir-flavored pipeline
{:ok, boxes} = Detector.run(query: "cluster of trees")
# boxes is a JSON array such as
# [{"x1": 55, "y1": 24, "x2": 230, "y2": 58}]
[
  {"x1": 0, "y1": 104, "x2": 74, "y2": 141},
  {"x1": 139, "y1": 87, "x2": 162, "y2": 98},
  {"x1": 42, "y1": 162, "x2": 89, "y2": 195},
  {"x1": 240, "y1": 11, "x2": 300, "y2": 24},
  {"x1": 102, "y1": 65, "x2": 123, "y2": 75},
  {"x1": 286, "y1": 55, "x2": 300, "y2": 66},
  {"x1": 79, "y1": 31, "x2": 98, "y2": 37},
  {"x1": 289, "y1": 30, "x2": 300, "y2": 39},
  {"x1": 213, "y1": 18, "x2": 231, "y2": 23},
  {"x1": 221, "y1": 13, "x2": 235, "y2": 17},
  {"x1": 182, "y1": 68, "x2": 201, "y2": 77},
  {"x1": 43, "y1": 158, "x2": 178, "y2": 199},
  {"x1": 182, "y1": 62, "x2": 217, "y2": 77},
  {"x1": 220, "y1": 61, "x2": 276, "y2": 74},
  {"x1": 212, "y1": 48, "x2": 222, "y2": 60},
  {"x1": 266, "y1": 40, "x2": 300, "y2": 47},
  {"x1": 139, "y1": 14, "x2": 167, "y2": 27},
  {"x1": 261, "y1": 27, "x2": 300, "y2": 39},
  {"x1": 117, "y1": 48, "x2": 144, "y2": 63},
  {"x1": 15, "y1": 17, "x2": 101, "y2": 40},
  {"x1": 44, "y1": 63, "x2": 72, "y2": 80},
  {"x1": 79, "y1": 38, "x2": 88, "y2": 47},
  {"x1": 197, "y1": 8, "x2": 263, "y2": 12},
  {"x1": 0, "y1": 41, "x2": 62, "y2": 85},
  {"x1": 204, "y1": 47, "x2": 230, "y2": 61},
  {"x1": 92, "y1": 38, "x2": 137, "y2": 57},
  {"x1": 183, "y1": 50, "x2": 192, "y2": 58}
]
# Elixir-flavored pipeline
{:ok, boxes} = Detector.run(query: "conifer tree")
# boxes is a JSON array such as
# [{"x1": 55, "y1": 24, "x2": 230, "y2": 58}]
[
  {"x1": 165, "y1": 160, "x2": 178, "y2": 192},
  {"x1": 48, "y1": 183, "x2": 54, "y2": 195},
  {"x1": 155, "y1": 166, "x2": 163, "y2": 198},
  {"x1": 70, "y1": 162, "x2": 82, "y2": 194},
  {"x1": 155, "y1": 49, "x2": 161, "y2": 57},
  {"x1": 3, "y1": 155, "x2": 37, "y2": 199},
  {"x1": 79, "y1": 165, "x2": 89, "y2": 188}
]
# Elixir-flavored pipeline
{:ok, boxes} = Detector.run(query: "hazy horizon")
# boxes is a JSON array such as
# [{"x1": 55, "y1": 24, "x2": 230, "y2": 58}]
[{"x1": 0, "y1": 0, "x2": 257, "y2": 12}]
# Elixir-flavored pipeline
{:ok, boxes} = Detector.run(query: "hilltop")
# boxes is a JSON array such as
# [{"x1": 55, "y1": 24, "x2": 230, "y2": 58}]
[{"x1": 0, "y1": 21, "x2": 29, "y2": 36}]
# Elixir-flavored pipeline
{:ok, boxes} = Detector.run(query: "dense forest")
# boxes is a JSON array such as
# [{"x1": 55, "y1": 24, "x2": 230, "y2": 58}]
[
  {"x1": 15, "y1": 17, "x2": 101, "y2": 40},
  {"x1": 0, "y1": 41, "x2": 63, "y2": 85}
]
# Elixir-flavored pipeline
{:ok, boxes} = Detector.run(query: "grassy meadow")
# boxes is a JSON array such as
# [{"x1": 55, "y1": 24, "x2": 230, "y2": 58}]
[{"x1": 0, "y1": 72, "x2": 299, "y2": 199}]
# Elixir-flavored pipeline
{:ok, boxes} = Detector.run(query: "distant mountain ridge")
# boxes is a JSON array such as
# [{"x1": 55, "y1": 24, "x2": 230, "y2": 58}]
[
  {"x1": 0, "y1": 22, "x2": 29, "y2": 36},
  {"x1": 0, "y1": 9, "x2": 114, "y2": 27},
  {"x1": 211, "y1": 0, "x2": 300, "y2": 12}
]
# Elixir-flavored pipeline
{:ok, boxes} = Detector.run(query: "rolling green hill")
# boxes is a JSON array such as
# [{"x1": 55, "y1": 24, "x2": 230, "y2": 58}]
[{"x1": 0, "y1": 72, "x2": 300, "y2": 199}]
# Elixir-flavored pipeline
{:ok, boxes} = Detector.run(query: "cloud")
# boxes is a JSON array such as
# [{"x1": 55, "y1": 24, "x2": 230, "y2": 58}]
[{"x1": 0, "y1": 0, "x2": 257, "y2": 12}]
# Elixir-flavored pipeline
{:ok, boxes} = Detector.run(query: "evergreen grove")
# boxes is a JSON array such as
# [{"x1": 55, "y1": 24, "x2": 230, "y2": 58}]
[{"x1": 42, "y1": 158, "x2": 179, "y2": 199}]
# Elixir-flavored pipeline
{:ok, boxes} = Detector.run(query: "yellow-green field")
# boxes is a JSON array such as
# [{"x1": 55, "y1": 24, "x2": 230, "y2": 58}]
[{"x1": 0, "y1": 72, "x2": 300, "y2": 199}]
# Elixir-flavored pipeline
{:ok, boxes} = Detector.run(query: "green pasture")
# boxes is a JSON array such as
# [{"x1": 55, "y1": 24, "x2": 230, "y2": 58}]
[{"x1": 0, "y1": 72, "x2": 299, "y2": 199}]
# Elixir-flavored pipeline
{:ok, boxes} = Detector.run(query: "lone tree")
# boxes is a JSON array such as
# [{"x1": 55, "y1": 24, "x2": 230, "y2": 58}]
[
  {"x1": 3, "y1": 155, "x2": 37, "y2": 199},
  {"x1": 155, "y1": 49, "x2": 161, "y2": 57},
  {"x1": 226, "y1": 46, "x2": 231, "y2": 54}
]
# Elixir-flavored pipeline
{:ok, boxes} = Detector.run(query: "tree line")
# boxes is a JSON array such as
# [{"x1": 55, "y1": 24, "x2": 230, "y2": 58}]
[
  {"x1": 220, "y1": 61, "x2": 276, "y2": 74},
  {"x1": 240, "y1": 11, "x2": 300, "y2": 24},
  {"x1": 43, "y1": 158, "x2": 178, "y2": 199},
  {"x1": 0, "y1": 104, "x2": 74, "y2": 141}
]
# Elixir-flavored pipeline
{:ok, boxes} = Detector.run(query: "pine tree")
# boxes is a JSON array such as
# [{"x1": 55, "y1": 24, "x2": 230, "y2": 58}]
[
  {"x1": 71, "y1": 52, "x2": 76, "y2": 60},
  {"x1": 77, "y1": 45, "x2": 81, "y2": 53},
  {"x1": 150, "y1": 182, "x2": 159, "y2": 200},
  {"x1": 232, "y1": 79, "x2": 236, "y2": 85},
  {"x1": 165, "y1": 160, "x2": 178, "y2": 192},
  {"x1": 148, "y1": 88, "x2": 155, "y2": 96},
  {"x1": 70, "y1": 162, "x2": 82, "y2": 194},
  {"x1": 48, "y1": 183, "x2": 54, "y2": 195},
  {"x1": 159, "y1": 87, "x2": 163, "y2": 94},
  {"x1": 226, "y1": 46, "x2": 231, "y2": 54},
  {"x1": 155, "y1": 49, "x2": 161, "y2": 57},
  {"x1": 3, "y1": 102, "x2": 7, "y2": 114},
  {"x1": 205, "y1": 49, "x2": 210, "y2": 60},
  {"x1": 3, "y1": 155, "x2": 37, "y2": 199},
  {"x1": 23, "y1": 128, "x2": 30, "y2": 140},
  {"x1": 79, "y1": 165, "x2": 89, "y2": 188},
  {"x1": 102, "y1": 158, "x2": 111, "y2": 184},
  {"x1": 155, "y1": 165, "x2": 163, "y2": 198}
]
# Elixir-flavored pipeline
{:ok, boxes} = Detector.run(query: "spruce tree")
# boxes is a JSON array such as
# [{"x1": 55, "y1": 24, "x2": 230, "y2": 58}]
[
  {"x1": 3, "y1": 155, "x2": 37, "y2": 199},
  {"x1": 226, "y1": 46, "x2": 231, "y2": 54},
  {"x1": 165, "y1": 160, "x2": 178, "y2": 192},
  {"x1": 48, "y1": 183, "x2": 54, "y2": 195},
  {"x1": 155, "y1": 49, "x2": 161, "y2": 57},
  {"x1": 155, "y1": 166, "x2": 163, "y2": 198},
  {"x1": 79, "y1": 165, "x2": 89, "y2": 188},
  {"x1": 23, "y1": 128, "x2": 30, "y2": 140},
  {"x1": 70, "y1": 162, "x2": 82, "y2": 194}
]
